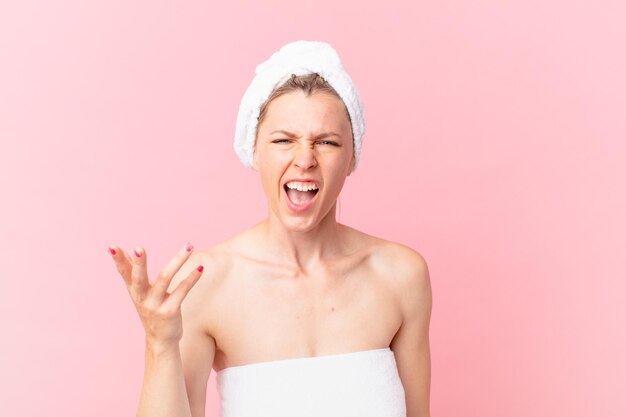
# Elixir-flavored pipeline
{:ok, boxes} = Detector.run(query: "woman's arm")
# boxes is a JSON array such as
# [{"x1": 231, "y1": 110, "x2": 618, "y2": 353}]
[
  {"x1": 136, "y1": 253, "x2": 216, "y2": 417},
  {"x1": 137, "y1": 340, "x2": 193, "y2": 417},
  {"x1": 389, "y1": 246, "x2": 433, "y2": 417}
]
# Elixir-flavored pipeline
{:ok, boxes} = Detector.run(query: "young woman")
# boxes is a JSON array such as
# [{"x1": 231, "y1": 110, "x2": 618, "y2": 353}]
[{"x1": 109, "y1": 41, "x2": 432, "y2": 417}]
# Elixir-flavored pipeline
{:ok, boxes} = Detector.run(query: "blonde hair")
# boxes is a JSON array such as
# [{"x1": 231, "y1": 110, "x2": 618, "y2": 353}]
[{"x1": 254, "y1": 72, "x2": 353, "y2": 144}]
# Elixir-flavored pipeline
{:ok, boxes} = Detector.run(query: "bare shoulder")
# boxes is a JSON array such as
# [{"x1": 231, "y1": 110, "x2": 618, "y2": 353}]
[
  {"x1": 375, "y1": 239, "x2": 430, "y2": 287},
  {"x1": 366, "y1": 238, "x2": 432, "y2": 416},
  {"x1": 353, "y1": 229, "x2": 432, "y2": 319},
  {"x1": 345, "y1": 225, "x2": 429, "y2": 284},
  {"x1": 165, "y1": 242, "x2": 233, "y2": 333}
]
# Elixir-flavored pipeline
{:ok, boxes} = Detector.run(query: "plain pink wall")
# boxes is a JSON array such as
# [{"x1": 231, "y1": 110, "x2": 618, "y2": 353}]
[{"x1": 1, "y1": 0, "x2": 624, "y2": 416}]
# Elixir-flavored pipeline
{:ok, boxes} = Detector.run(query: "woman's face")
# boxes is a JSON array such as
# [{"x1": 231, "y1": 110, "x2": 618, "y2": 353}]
[{"x1": 253, "y1": 90, "x2": 355, "y2": 231}]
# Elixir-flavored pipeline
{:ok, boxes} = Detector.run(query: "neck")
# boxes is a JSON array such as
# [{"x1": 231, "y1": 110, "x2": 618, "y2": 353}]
[{"x1": 259, "y1": 202, "x2": 343, "y2": 275}]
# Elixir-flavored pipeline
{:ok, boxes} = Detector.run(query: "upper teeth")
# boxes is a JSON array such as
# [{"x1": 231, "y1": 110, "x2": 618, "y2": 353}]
[{"x1": 286, "y1": 181, "x2": 319, "y2": 191}]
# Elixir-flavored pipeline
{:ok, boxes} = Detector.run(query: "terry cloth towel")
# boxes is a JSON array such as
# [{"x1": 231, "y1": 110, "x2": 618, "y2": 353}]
[
  {"x1": 215, "y1": 347, "x2": 406, "y2": 417},
  {"x1": 233, "y1": 40, "x2": 366, "y2": 171}
]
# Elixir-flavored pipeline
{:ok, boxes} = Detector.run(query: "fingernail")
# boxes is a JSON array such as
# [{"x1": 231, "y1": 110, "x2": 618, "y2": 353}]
[
  {"x1": 185, "y1": 241, "x2": 193, "y2": 252},
  {"x1": 197, "y1": 265, "x2": 204, "y2": 272},
  {"x1": 108, "y1": 246, "x2": 116, "y2": 255},
  {"x1": 134, "y1": 247, "x2": 142, "y2": 257}
]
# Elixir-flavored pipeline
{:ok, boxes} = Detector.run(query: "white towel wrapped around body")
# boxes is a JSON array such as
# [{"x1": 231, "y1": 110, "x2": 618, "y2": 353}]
[{"x1": 216, "y1": 347, "x2": 406, "y2": 417}]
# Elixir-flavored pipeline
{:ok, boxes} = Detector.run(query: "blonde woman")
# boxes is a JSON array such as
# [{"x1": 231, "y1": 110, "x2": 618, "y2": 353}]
[{"x1": 109, "y1": 40, "x2": 432, "y2": 417}]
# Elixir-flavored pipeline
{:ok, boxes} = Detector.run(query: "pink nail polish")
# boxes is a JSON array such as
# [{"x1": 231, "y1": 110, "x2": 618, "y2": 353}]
[
  {"x1": 197, "y1": 265, "x2": 204, "y2": 272},
  {"x1": 134, "y1": 247, "x2": 142, "y2": 257},
  {"x1": 108, "y1": 246, "x2": 116, "y2": 255},
  {"x1": 186, "y1": 242, "x2": 193, "y2": 252}
]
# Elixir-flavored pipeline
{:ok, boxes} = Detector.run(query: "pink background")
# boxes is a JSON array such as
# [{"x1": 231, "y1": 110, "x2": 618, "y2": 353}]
[{"x1": 1, "y1": 1, "x2": 624, "y2": 416}]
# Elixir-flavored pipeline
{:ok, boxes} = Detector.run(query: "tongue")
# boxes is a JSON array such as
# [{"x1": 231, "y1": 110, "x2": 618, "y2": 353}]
[{"x1": 286, "y1": 188, "x2": 316, "y2": 205}]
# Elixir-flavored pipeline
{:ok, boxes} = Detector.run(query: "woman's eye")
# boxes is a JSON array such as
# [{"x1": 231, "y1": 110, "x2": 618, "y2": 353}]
[{"x1": 271, "y1": 139, "x2": 338, "y2": 146}]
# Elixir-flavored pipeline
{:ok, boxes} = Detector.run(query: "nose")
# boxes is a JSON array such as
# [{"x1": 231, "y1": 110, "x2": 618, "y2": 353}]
[{"x1": 293, "y1": 143, "x2": 317, "y2": 170}]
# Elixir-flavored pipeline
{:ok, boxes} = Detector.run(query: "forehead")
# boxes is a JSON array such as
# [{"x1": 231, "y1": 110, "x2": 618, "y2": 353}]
[{"x1": 260, "y1": 90, "x2": 351, "y2": 134}]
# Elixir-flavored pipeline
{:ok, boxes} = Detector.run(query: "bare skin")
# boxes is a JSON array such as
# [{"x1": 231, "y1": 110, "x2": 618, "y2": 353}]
[
  {"x1": 112, "y1": 89, "x2": 432, "y2": 417},
  {"x1": 180, "y1": 90, "x2": 431, "y2": 416},
  {"x1": 196, "y1": 221, "x2": 404, "y2": 372},
  {"x1": 203, "y1": 90, "x2": 401, "y2": 368},
  {"x1": 179, "y1": 218, "x2": 431, "y2": 417}
]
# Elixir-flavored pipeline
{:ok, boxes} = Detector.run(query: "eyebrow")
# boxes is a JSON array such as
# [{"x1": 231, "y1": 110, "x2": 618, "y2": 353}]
[{"x1": 269, "y1": 129, "x2": 341, "y2": 139}]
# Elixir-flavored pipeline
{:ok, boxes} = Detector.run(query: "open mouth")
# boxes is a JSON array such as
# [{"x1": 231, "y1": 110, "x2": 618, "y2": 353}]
[{"x1": 283, "y1": 183, "x2": 319, "y2": 207}]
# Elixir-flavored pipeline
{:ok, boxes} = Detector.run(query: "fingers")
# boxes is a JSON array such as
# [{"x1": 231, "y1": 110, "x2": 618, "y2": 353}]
[
  {"x1": 130, "y1": 246, "x2": 150, "y2": 297},
  {"x1": 108, "y1": 244, "x2": 132, "y2": 287},
  {"x1": 165, "y1": 264, "x2": 204, "y2": 309},
  {"x1": 151, "y1": 241, "x2": 195, "y2": 298},
  {"x1": 108, "y1": 244, "x2": 150, "y2": 299},
  {"x1": 109, "y1": 242, "x2": 199, "y2": 306}
]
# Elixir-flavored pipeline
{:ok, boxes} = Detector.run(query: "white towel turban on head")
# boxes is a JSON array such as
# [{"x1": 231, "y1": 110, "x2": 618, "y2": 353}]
[{"x1": 233, "y1": 40, "x2": 366, "y2": 171}]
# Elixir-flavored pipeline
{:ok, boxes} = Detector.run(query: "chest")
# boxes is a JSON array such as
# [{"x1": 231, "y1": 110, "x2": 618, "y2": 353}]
[{"x1": 209, "y1": 256, "x2": 402, "y2": 372}]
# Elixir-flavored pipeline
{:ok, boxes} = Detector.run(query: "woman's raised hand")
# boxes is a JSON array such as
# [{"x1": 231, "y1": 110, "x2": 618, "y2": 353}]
[{"x1": 108, "y1": 242, "x2": 204, "y2": 347}]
